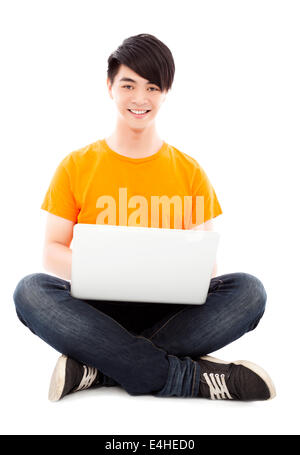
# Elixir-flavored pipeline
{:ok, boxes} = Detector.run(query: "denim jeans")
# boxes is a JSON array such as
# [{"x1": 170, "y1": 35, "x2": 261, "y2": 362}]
[{"x1": 13, "y1": 272, "x2": 267, "y2": 397}]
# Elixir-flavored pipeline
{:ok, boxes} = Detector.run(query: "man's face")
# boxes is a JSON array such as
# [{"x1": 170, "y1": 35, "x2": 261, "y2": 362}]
[{"x1": 107, "y1": 64, "x2": 167, "y2": 128}]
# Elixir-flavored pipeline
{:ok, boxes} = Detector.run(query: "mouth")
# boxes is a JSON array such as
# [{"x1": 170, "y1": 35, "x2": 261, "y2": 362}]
[{"x1": 127, "y1": 109, "x2": 151, "y2": 118}]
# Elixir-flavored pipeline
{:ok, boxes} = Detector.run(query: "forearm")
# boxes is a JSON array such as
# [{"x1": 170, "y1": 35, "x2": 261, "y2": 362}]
[
  {"x1": 43, "y1": 242, "x2": 72, "y2": 281},
  {"x1": 211, "y1": 263, "x2": 217, "y2": 279}
]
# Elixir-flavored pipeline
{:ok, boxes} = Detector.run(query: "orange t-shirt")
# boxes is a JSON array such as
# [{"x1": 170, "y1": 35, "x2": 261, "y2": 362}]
[{"x1": 40, "y1": 138, "x2": 222, "y2": 229}]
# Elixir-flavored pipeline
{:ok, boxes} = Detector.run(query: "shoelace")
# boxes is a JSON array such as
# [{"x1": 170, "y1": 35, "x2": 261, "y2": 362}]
[
  {"x1": 203, "y1": 372, "x2": 233, "y2": 400},
  {"x1": 75, "y1": 365, "x2": 98, "y2": 392}
]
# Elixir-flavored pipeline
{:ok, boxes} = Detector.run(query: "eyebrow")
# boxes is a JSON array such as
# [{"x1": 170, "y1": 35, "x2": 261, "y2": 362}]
[{"x1": 119, "y1": 77, "x2": 155, "y2": 85}]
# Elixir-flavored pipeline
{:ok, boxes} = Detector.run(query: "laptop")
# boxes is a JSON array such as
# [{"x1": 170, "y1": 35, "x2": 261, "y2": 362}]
[{"x1": 70, "y1": 223, "x2": 220, "y2": 305}]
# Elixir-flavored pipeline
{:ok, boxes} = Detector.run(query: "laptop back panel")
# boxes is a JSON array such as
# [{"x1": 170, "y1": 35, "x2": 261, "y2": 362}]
[{"x1": 70, "y1": 224, "x2": 219, "y2": 305}]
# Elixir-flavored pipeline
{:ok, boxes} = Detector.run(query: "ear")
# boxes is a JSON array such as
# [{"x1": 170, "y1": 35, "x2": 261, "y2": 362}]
[
  {"x1": 162, "y1": 89, "x2": 169, "y2": 101},
  {"x1": 107, "y1": 78, "x2": 113, "y2": 100}
]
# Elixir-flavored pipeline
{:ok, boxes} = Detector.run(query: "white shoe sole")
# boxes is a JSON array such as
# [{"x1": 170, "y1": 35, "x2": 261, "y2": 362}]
[
  {"x1": 200, "y1": 354, "x2": 276, "y2": 400},
  {"x1": 48, "y1": 354, "x2": 68, "y2": 402}
]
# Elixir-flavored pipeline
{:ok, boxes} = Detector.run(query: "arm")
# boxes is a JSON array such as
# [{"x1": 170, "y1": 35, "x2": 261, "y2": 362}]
[
  {"x1": 192, "y1": 219, "x2": 218, "y2": 278},
  {"x1": 42, "y1": 213, "x2": 75, "y2": 281},
  {"x1": 211, "y1": 261, "x2": 218, "y2": 279},
  {"x1": 43, "y1": 243, "x2": 72, "y2": 281}
]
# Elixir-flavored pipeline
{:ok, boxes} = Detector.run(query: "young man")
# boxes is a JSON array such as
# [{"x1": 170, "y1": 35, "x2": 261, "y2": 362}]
[{"x1": 13, "y1": 34, "x2": 276, "y2": 402}]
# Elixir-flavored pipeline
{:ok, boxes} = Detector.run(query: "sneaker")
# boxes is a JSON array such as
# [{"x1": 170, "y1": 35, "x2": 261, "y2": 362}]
[
  {"x1": 197, "y1": 355, "x2": 276, "y2": 401},
  {"x1": 48, "y1": 354, "x2": 103, "y2": 402}
]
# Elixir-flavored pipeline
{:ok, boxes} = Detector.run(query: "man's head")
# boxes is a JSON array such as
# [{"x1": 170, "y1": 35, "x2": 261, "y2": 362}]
[{"x1": 106, "y1": 34, "x2": 175, "y2": 129}]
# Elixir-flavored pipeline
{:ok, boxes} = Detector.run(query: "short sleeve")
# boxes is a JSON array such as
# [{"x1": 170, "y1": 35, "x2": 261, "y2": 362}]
[
  {"x1": 40, "y1": 155, "x2": 79, "y2": 223},
  {"x1": 191, "y1": 162, "x2": 223, "y2": 226}
]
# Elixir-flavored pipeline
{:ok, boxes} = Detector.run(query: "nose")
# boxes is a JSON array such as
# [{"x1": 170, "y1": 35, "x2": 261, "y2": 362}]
[{"x1": 130, "y1": 88, "x2": 151, "y2": 108}]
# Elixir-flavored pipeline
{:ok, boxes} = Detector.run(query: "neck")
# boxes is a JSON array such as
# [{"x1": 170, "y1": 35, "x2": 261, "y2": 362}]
[{"x1": 106, "y1": 121, "x2": 163, "y2": 158}]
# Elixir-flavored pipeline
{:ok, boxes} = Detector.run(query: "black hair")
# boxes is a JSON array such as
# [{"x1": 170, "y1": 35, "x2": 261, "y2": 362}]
[{"x1": 107, "y1": 33, "x2": 175, "y2": 93}]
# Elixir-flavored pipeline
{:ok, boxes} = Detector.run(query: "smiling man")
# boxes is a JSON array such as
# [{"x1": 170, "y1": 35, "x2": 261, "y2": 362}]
[
  {"x1": 105, "y1": 64, "x2": 167, "y2": 159},
  {"x1": 13, "y1": 33, "x2": 275, "y2": 403}
]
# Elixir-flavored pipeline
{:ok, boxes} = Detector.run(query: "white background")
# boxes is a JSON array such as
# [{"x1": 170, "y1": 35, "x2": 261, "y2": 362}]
[{"x1": 1, "y1": 0, "x2": 299, "y2": 436}]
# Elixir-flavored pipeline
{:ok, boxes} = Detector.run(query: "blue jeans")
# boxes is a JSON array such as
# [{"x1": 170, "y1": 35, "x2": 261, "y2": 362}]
[{"x1": 13, "y1": 272, "x2": 267, "y2": 397}]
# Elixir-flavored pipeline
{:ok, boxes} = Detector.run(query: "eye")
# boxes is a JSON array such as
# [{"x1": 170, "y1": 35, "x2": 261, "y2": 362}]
[{"x1": 122, "y1": 85, "x2": 159, "y2": 91}]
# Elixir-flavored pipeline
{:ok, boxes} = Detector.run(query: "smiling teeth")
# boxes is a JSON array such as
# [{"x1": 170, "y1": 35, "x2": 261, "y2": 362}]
[{"x1": 130, "y1": 110, "x2": 147, "y2": 114}]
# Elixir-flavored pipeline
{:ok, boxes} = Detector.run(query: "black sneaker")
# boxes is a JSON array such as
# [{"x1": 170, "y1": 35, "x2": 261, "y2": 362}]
[
  {"x1": 48, "y1": 354, "x2": 103, "y2": 402},
  {"x1": 197, "y1": 355, "x2": 276, "y2": 401}
]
